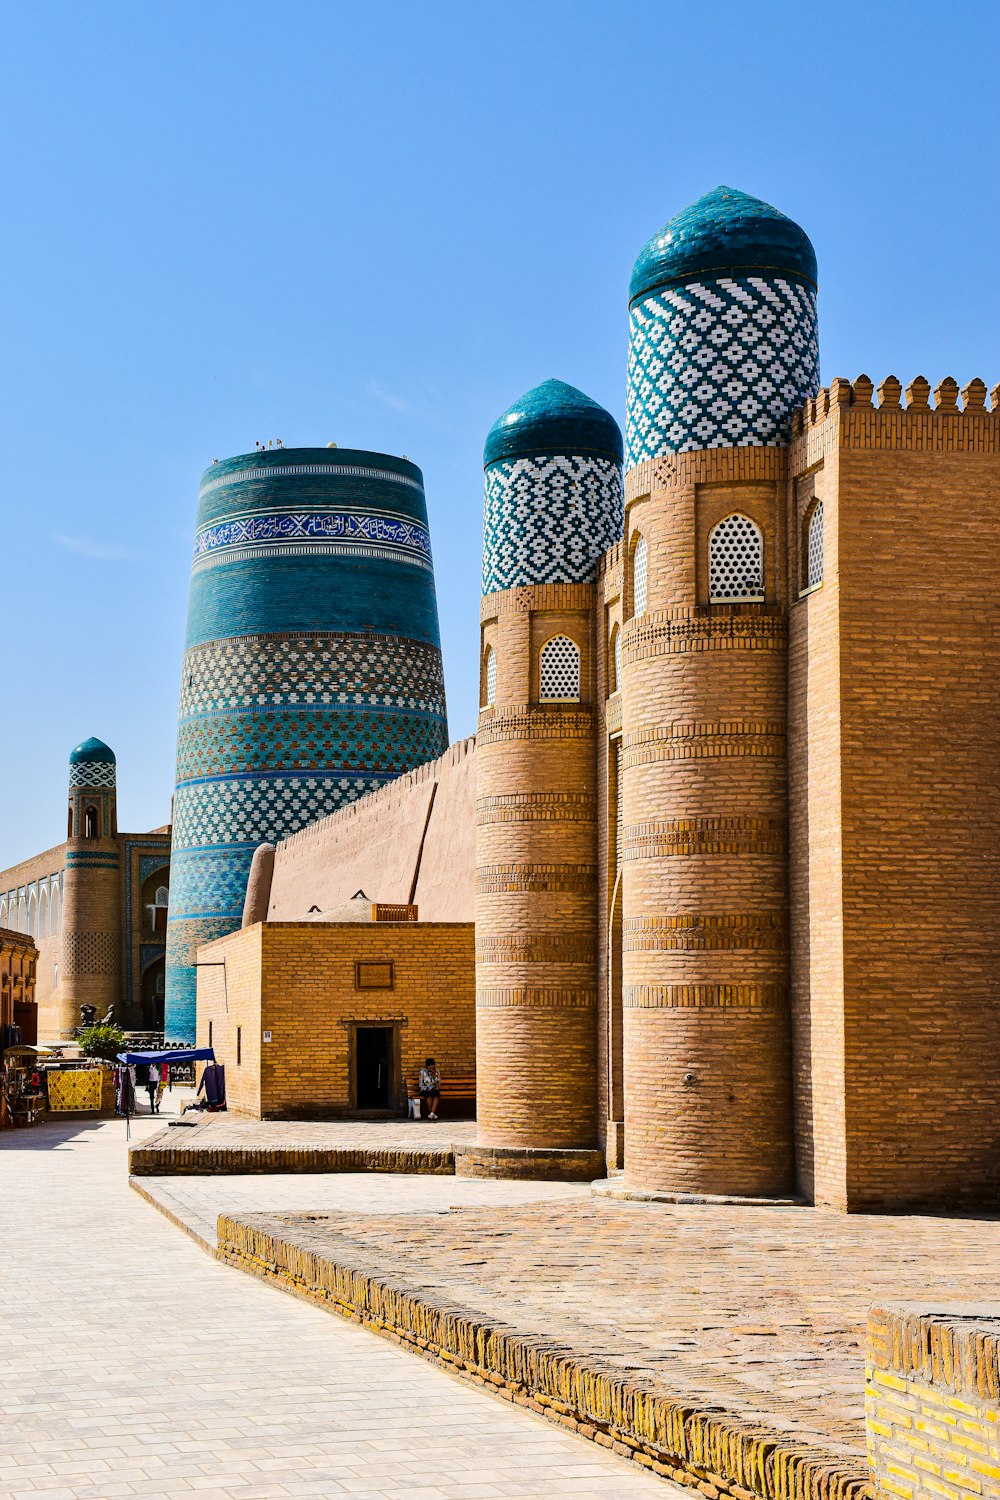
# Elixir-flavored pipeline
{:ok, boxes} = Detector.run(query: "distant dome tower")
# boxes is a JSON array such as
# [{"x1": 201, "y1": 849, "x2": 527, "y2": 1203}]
[
  {"x1": 165, "y1": 447, "x2": 450, "y2": 1042},
  {"x1": 618, "y1": 188, "x2": 819, "y2": 1197},
  {"x1": 469, "y1": 380, "x2": 622, "y2": 1179},
  {"x1": 626, "y1": 185, "x2": 819, "y2": 463},
  {"x1": 61, "y1": 738, "x2": 120, "y2": 1036}
]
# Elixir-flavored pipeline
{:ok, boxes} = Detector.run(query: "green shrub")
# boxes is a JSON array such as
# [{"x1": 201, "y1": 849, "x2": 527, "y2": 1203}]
[{"x1": 78, "y1": 1024, "x2": 126, "y2": 1062}]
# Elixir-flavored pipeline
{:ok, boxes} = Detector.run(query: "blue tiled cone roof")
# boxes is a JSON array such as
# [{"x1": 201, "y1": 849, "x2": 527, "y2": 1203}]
[
  {"x1": 629, "y1": 186, "x2": 818, "y2": 304},
  {"x1": 484, "y1": 379, "x2": 623, "y2": 467},
  {"x1": 69, "y1": 736, "x2": 116, "y2": 765}
]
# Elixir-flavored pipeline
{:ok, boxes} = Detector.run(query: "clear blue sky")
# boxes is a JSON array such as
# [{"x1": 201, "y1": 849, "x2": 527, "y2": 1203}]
[{"x1": 2, "y1": 0, "x2": 997, "y2": 866}]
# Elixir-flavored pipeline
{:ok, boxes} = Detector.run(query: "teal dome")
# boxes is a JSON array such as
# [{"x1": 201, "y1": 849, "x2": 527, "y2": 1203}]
[
  {"x1": 69, "y1": 736, "x2": 116, "y2": 766},
  {"x1": 484, "y1": 379, "x2": 623, "y2": 467},
  {"x1": 629, "y1": 186, "x2": 817, "y2": 304}
]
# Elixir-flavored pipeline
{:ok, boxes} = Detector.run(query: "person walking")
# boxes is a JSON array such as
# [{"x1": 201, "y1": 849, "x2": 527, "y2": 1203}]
[
  {"x1": 418, "y1": 1058, "x2": 440, "y2": 1120},
  {"x1": 146, "y1": 1063, "x2": 160, "y2": 1114}
]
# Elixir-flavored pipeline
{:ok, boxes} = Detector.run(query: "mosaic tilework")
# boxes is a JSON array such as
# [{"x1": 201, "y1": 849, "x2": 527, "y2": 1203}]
[
  {"x1": 625, "y1": 275, "x2": 819, "y2": 466},
  {"x1": 482, "y1": 454, "x2": 623, "y2": 592},
  {"x1": 172, "y1": 772, "x2": 391, "y2": 850},
  {"x1": 198, "y1": 459, "x2": 423, "y2": 501},
  {"x1": 68, "y1": 760, "x2": 116, "y2": 789},
  {"x1": 178, "y1": 632, "x2": 446, "y2": 720},
  {"x1": 192, "y1": 509, "x2": 432, "y2": 575},
  {"x1": 176, "y1": 711, "x2": 446, "y2": 783}
]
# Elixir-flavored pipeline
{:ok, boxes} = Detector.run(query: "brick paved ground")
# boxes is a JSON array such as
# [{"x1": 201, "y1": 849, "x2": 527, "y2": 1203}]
[
  {"x1": 137, "y1": 1159, "x2": 1000, "y2": 1470},
  {"x1": 0, "y1": 1108, "x2": 666, "y2": 1500}
]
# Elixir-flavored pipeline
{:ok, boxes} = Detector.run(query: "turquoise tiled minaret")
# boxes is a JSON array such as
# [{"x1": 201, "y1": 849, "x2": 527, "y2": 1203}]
[
  {"x1": 165, "y1": 447, "x2": 449, "y2": 1041},
  {"x1": 482, "y1": 379, "x2": 623, "y2": 592},
  {"x1": 625, "y1": 186, "x2": 819, "y2": 466}
]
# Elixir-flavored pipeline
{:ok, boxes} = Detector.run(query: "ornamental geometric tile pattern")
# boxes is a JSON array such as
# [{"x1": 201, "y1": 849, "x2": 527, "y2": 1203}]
[
  {"x1": 68, "y1": 760, "x2": 116, "y2": 789},
  {"x1": 178, "y1": 633, "x2": 446, "y2": 720},
  {"x1": 172, "y1": 772, "x2": 395, "y2": 850},
  {"x1": 483, "y1": 454, "x2": 623, "y2": 593},
  {"x1": 175, "y1": 708, "x2": 447, "y2": 782},
  {"x1": 625, "y1": 276, "x2": 819, "y2": 466}
]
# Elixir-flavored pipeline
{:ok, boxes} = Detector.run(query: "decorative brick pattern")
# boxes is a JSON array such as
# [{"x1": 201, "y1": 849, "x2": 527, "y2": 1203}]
[{"x1": 61, "y1": 932, "x2": 120, "y2": 976}]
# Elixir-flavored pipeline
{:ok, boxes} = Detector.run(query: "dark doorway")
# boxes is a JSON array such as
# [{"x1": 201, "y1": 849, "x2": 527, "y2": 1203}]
[{"x1": 356, "y1": 1026, "x2": 393, "y2": 1109}]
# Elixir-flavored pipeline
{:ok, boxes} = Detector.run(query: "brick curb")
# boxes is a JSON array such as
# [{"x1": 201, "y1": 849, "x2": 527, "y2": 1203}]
[
  {"x1": 129, "y1": 1142, "x2": 457, "y2": 1176},
  {"x1": 218, "y1": 1211, "x2": 871, "y2": 1500}
]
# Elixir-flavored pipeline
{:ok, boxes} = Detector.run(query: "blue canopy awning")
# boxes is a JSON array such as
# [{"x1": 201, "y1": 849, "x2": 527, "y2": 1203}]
[{"x1": 116, "y1": 1047, "x2": 216, "y2": 1066}]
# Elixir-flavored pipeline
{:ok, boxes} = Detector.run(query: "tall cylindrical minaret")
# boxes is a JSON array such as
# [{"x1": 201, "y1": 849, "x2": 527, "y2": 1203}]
[
  {"x1": 60, "y1": 737, "x2": 121, "y2": 1038},
  {"x1": 620, "y1": 187, "x2": 819, "y2": 1196},
  {"x1": 470, "y1": 379, "x2": 622, "y2": 1178},
  {"x1": 165, "y1": 447, "x2": 449, "y2": 1041}
]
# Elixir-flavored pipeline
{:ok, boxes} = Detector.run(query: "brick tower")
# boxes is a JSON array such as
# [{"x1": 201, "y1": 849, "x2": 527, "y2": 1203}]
[
  {"x1": 467, "y1": 380, "x2": 623, "y2": 1179},
  {"x1": 60, "y1": 738, "x2": 121, "y2": 1037},
  {"x1": 620, "y1": 188, "x2": 819, "y2": 1195},
  {"x1": 165, "y1": 446, "x2": 449, "y2": 1041}
]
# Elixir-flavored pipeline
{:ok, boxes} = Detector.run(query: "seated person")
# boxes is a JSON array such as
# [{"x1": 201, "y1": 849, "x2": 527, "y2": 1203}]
[{"x1": 419, "y1": 1057, "x2": 440, "y2": 1120}]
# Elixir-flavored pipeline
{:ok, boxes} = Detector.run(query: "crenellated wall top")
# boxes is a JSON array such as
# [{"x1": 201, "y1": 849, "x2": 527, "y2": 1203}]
[{"x1": 790, "y1": 375, "x2": 1000, "y2": 472}]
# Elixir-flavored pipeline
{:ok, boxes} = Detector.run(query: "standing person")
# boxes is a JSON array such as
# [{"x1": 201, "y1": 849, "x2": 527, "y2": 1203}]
[
  {"x1": 419, "y1": 1057, "x2": 440, "y2": 1120},
  {"x1": 146, "y1": 1062, "x2": 160, "y2": 1114}
]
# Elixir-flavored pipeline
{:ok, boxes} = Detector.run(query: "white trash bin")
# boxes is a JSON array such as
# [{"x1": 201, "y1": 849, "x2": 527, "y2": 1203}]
[{"x1": 408, "y1": 1096, "x2": 421, "y2": 1121}]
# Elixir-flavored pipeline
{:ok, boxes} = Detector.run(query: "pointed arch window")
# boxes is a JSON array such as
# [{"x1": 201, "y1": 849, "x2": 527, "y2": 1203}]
[
  {"x1": 539, "y1": 634, "x2": 580, "y2": 701},
  {"x1": 84, "y1": 805, "x2": 99, "y2": 839},
  {"x1": 632, "y1": 533, "x2": 648, "y2": 616},
  {"x1": 609, "y1": 624, "x2": 621, "y2": 694},
  {"x1": 805, "y1": 499, "x2": 824, "y2": 588},
  {"x1": 483, "y1": 646, "x2": 497, "y2": 708},
  {"x1": 709, "y1": 513, "x2": 764, "y2": 603}
]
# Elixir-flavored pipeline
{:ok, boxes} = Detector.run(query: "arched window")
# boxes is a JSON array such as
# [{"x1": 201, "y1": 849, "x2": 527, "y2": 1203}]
[
  {"x1": 38, "y1": 888, "x2": 48, "y2": 940},
  {"x1": 17, "y1": 896, "x2": 27, "y2": 933},
  {"x1": 49, "y1": 883, "x2": 60, "y2": 937},
  {"x1": 539, "y1": 634, "x2": 581, "y2": 701},
  {"x1": 609, "y1": 625, "x2": 621, "y2": 694},
  {"x1": 632, "y1": 534, "x2": 648, "y2": 616},
  {"x1": 709, "y1": 513, "x2": 764, "y2": 603},
  {"x1": 482, "y1": 646, "x2": 497, "y2": 708},
  {"x1": 805, "y1": 499, "x2": 824, "y2": 588},
  {"x1": 84, "y1": 805, "x2": 99, "y2": 839},
  {"x1": 67, "y1": 805, "x2": 74, "y2": 839},
  {"x1": 0, "y1": 897, "x2": 7, "y2": 929}
]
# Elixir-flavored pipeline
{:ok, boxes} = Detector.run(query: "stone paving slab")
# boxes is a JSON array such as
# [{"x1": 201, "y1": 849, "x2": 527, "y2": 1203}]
[
  {"x1": 129, "y1": 1114, "x2": 477, "y2": 1176},
  {"x1": 0, "y1": 1111, "x2": 669, "y2": 1499}
]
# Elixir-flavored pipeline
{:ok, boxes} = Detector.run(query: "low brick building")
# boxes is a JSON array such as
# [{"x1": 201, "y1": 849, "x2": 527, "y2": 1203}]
[{"x1": 196, "y1": 912, "x2": 474, "y2": 1119}]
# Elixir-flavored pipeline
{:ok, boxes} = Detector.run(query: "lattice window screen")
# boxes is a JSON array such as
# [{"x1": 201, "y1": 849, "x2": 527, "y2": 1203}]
[
  {"x1": 806, "y1": 501, "x2": 824, "y2": 588},
  {"x1": 709, "y1": 514, "x2": 764, "y2": 602},
  {"x1": 483, "y1": 647, "x2": 497, "y2": 707},
  {"x1": 539, "y1": 635, "x2": 580, "y2": 700},
  {"x1": 611, "y1": 626, "x2": 621, "y2": 692},
  {"x1": 633, "y1": 535, "x2": 648, "y2": 615}
]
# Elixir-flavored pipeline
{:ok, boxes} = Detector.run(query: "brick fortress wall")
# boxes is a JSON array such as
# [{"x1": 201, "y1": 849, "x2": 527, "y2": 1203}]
[{"x1": 788, "y1": 376, "x2": 1000, "y2": 1210}]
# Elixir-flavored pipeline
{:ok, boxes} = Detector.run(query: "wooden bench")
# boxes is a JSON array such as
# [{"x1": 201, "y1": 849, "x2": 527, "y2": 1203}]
[{"x1": 404, "y1": 1073, "x2": 476, "y2": 1118}]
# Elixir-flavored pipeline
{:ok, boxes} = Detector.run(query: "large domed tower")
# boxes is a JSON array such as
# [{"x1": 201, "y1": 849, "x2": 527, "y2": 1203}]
[
  {"x1": 60, "y1": 737, "x2": 121, "y2": 1036},
  {"x1": 468, "y1": 379, "x2": 622, "y2": 1179},
  {"x1": 619, "y1": 188, "x2": 819, "y2": 1196}
]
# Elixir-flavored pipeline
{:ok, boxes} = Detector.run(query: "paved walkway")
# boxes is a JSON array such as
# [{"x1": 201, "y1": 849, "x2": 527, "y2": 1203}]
[
  {"x1": 0, "y1": 1111, "x2": 665, "y2": 1500},
  {"x1": 137, "y1": 1157, "x2": 1000, "y2": 1467}
]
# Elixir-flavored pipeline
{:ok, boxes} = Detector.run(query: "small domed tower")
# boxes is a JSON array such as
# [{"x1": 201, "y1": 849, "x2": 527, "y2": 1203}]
[
  {"x1": 60, "y1": 738, "x2": 121, "y2": 1037},
  {"x1": 619, "y1": 188, "x2": 819, "y2": 1197},
  {"x1": 470, "y1": 379, "x2": 622, "y2": 1178}
]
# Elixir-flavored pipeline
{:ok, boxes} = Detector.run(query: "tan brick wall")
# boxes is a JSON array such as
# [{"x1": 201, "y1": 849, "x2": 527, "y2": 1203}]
[
  {"x1": 197, "y1": 922, "x2": 474, "y2": 1119},
  {"x1": 788, "y1": 379, "x2": 1000, "y2": 1209},
  {"x1": 866, "y1": 1302, "x2": 1000, "y2": 1500},
  {"x1": 476, "y1": 582, "x2": 600, "y2": 1151},
  {"x1": 619, "y1": 449, "x2": 794, "y2": 1197}
]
